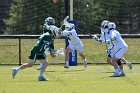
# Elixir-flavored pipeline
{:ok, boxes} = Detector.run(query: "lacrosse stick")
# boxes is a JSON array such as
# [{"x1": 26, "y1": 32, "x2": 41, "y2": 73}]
[
  {"x1": 54, "y1": 48, "x2": 65, "y2": 56},
  {"x1": 60, "y1": 16, "x2": 69, "y2": 29}
]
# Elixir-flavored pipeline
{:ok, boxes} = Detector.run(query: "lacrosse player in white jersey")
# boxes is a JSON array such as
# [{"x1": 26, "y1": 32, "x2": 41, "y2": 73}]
[
  {"x1": 105, "y1": 22, "x2": 129, "y2": 76},
  {"x1": 93, "y1": 21, "x2": 132, "y2": 76},
  {"x1": 60, "y1": 21, "x2": 87, "y2": 69}
]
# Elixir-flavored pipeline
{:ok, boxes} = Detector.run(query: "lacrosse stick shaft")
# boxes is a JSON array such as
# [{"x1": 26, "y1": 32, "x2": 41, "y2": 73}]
[{"x1": 60, "y1": 16, "x2": 69, "y2": 29}]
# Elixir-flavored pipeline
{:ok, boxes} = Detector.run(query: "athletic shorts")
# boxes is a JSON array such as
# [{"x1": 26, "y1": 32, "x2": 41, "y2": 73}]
[
  {"x1": 29, "y1": 51, "x2": 46, "y2": 63},
  {"x1": 68, "y1": 42, "x2": 84, "y2": 53},
  {"x1": 110, "y1": 46, "x2": 128, "y2": 59}
]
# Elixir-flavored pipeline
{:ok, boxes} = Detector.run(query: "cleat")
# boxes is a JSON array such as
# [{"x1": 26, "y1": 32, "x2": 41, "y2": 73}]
[
  {"x1": 83, "y1": 61, "x2": 87, "y2": 68},
  {"x1": 120, "y1": 72, "x2": 126, "y2": 77},
  {"x1": 110, "y1": 72, "x2": 121, "y2": 77},
  {"x1": 12, "y1": 68, "x2": 18, "y2": 79},
  {"x1": 38, "y1": 76, "x2": 48, "y2": 81},
  {"x1": 127, "y1": 63, "x2": 132, "y2": 70},
  {"x1": 64, "y1": 65, "x2": 69, "y2": 69}
]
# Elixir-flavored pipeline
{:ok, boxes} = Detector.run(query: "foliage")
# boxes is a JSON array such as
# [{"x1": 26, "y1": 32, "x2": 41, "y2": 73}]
[{"x1": 4, "y1": 0, "x2": 140, "y2": 34}]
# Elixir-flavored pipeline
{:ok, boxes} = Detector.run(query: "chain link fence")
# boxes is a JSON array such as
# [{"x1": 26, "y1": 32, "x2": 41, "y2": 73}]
[{"x1": 0, "y1": 35, "x2": 140, "y2": 65}]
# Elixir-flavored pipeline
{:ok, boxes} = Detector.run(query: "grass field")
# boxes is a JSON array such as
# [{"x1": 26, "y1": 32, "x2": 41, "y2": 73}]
[{"x1": 0, "y1": 65, "x2": 140, "y2": 93}]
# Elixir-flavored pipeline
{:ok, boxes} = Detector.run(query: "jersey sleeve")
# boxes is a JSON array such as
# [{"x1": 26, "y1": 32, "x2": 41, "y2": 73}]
[
  {"x1": 110, "y1": 31, "x2": 117, "y2": 41},
  {"x1": 99, "y1": 34, "x2": 105, "y2": 41}
]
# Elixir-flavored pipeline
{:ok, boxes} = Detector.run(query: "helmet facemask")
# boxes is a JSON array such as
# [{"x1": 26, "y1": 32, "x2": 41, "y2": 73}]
[{"x1": 45, "y1": 17, "x2": 55, "y2": 25}]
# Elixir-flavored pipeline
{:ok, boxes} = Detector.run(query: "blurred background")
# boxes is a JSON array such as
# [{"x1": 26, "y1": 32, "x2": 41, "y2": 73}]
[{"x1": 0, "y1": 0, "x2": 140, "y2": 35}]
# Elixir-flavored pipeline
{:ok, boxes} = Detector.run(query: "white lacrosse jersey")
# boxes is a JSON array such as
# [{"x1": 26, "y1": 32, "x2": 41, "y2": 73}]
[
  {"x1": 108, "y1": 29, "x2": 128, "y2": 50},
  {"x1": 99, "y1": 29, "x2": 114, "y2": 49},
  {"x1": 61, "y1": 29, "x2": 82, "y2": 45}
]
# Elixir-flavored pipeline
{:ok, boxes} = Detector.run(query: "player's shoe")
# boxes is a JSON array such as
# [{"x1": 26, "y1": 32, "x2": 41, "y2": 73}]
[
  {"x1": 12, "y1": 68, "x2": 18, "y2": 79},
  {"x1": 64, "y1": 65, "x2": 69, "y2": 69},
  {"x1": 120, "y1": 72, "x2": 125, "y2": 77},
  {"x1": 83, "y1": 61, "x2": 87, "y2": 68},
  {"x1": 126, "y1": 62, "x2": 132, "y2": 70},
  {"x1": 110, "y1": 72, "x2": 121, "y2": 77},
  {"x1": 38, "y1": 76, "x2": 48, "y2": 81}
]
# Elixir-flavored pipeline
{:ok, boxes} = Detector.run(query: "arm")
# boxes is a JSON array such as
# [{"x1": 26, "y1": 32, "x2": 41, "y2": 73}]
[
  {"x1": 61, "y1": 30, "x2": 72, "y2": 37},
  {"x1": 92, "y1": 35, "x2": 102, "y2": 43}
]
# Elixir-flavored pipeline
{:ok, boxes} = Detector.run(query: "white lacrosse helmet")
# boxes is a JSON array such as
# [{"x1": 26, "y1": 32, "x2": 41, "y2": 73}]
[
  {"x1": 108, "y1": 22, "x2": 116, "y2": 30},
  {"x1": 45, "y1": 17, "x2": 55, "y2": 25},
  {"x1": 101, "y1": 20, "x2": 109, "y2": 29}
]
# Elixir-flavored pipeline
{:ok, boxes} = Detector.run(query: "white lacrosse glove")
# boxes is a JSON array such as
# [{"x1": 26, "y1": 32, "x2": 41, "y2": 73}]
[
  {"x1": 54, "y1": 48, "x2": 64, "y2": 56},
  {"x1": 92, "y1": 35, "x2": 99, "y2": 41}
]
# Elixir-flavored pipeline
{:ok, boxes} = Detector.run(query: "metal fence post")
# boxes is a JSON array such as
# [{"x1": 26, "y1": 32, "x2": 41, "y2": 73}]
[{"x1": 19, "y1": 38, "x2": 21, "y2": 65}]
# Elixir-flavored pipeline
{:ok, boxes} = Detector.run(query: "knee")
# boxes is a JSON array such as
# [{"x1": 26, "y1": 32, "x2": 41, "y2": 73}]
[
  {"x1": 43, "y1": 61, "x2": 48, "y2": 66},
  {"x1": 117, "y1": 59, "x2": 122, "y2": 66},
  {"x1": 107, "y1": 60, "x2": 112, "y2": 64}
]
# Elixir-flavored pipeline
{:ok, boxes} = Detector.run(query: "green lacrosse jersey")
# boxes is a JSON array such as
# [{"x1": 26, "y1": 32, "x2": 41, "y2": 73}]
[{"x1": 31, "y1": 32, "x2": 54, "y2": 55}]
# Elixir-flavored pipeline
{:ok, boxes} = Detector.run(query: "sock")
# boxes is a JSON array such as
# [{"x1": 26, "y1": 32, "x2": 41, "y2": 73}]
[
  {"x1": 40, "y1": 71, "x2": 44, "y2": 77},
  {"x1": 66, "y1": 61, "x2": 69, "y2": 66},
  {"x1": 16, "y1": 67, "x2": 21, "y2": 71},
  {"x1": 84, "y1": 58, "x2": 87, "y2": 62},
  {"x1": 120, "y1": 69, "x2": 124, "y2": 73},
  {"x1": 115, "y1": 69, "x2": 120, "y2": 74},
  {"x1": 38, "y1": 62, "x2": 43, "y2": 69}
]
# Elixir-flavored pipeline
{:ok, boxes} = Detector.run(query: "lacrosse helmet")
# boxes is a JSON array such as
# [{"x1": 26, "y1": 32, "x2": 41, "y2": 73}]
[
  {"x1": 65, "y1": 23, "x2": 75, "y2": 31},
  {"x1": 101, "y1": 20, "x2": 109, "y2": 29},
  {"x1": 108, "y1": 22, "x2": 116, "y2": 30},
  {"x1": 45, "y1": 17, "x2": 55, "y2": 25}
]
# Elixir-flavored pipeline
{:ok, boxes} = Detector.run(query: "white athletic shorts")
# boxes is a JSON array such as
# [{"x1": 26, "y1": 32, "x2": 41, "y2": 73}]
[
  {"x1": 68, "y1": 42, "x2": 84, "y2": 53},
  {"x1": 110, "y1": 46, "x2": 128, "y2": 59}
]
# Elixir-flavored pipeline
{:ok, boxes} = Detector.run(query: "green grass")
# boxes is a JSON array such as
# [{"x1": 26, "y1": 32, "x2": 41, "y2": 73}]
[
  {"x1": 0, "y1": 65, "x2": 140, "y2": 93},
  {"x1": 0, "y1": 38, "x2": 140, "y2": 64}
]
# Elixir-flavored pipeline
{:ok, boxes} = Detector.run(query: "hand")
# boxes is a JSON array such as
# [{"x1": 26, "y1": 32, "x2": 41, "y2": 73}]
[
  {"x1": 92, "y1": 35, "x2": 98, "y2": 41},
  {"x1": 105, "y1": 40, "x2": 110, "y2": 44}
]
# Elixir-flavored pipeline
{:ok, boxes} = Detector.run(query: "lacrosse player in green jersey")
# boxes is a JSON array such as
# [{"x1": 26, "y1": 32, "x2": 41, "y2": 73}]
[
  {"x1": 12, "y1": 17, "x2": 61, "y2": 81},
  {"x1": 37, "y1": 17, "x2": 61, "y2": 70}
]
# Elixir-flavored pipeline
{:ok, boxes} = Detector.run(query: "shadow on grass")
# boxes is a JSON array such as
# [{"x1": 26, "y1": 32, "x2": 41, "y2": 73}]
[{"x1": 64, "y1": 69, "x2": 85, "y2": 72}]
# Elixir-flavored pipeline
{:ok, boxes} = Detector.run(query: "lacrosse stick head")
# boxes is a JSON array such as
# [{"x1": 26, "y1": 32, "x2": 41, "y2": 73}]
[{"x1": 56, "y1": 48, "x2": 64, "y2": 56}]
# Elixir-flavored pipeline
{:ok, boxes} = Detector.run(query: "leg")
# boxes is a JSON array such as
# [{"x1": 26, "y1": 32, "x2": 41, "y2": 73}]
[
  {"x1": 37, "y1": 62, "x2": 43, "y2": 70},
  {"x1": 79, "y1": 52, "x2": 87, "y2": 68},
  {"x1": 111, "y1": 57, "x2": 121, "y2": 77},
  {"x1": 12, "y1": 59, "x2": 34, "y2": 79},
  {"x1": 38, "y1": 59, "x2": 48, "y2": 81},
  {"x1": 76, "y1": 43, "x2": 87, "y2": 68},
  {"x1": 121, "y1": 58, "x2": 132, "y2": 69},
  {"x1": 117, "y1": 59, "x2": 125, "y2": 76},
  {"x1": 111, "y1": 47, "x2": 128, "y2": 77},
  {"x1": 107, "y1": 56, "x2": 113, "y2": 65},
  {"x1": 64, "y1": 47, "x2": 72, "y2": 69}
]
